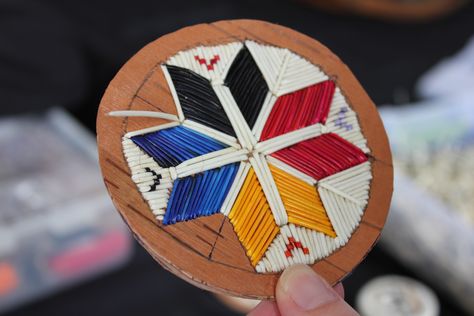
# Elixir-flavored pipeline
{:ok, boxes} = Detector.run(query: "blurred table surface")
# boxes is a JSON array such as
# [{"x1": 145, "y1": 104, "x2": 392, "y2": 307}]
[{"x1": 1, "y1": 0, "x2": 474, "y2": 315}]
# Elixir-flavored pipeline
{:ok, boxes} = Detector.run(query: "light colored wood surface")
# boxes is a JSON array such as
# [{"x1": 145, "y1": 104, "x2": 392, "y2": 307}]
[{"x1": 97, "y1": 19, "x2": 393, "y2": 299}]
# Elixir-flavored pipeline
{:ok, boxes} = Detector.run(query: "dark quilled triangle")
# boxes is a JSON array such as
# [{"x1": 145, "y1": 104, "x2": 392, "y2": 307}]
[
  {"x1": 166, "y1": 65, "x2": 236, "y2": 137},
  {"x1": 225, "y1": 46, "x2": 269, "y2": 129}
]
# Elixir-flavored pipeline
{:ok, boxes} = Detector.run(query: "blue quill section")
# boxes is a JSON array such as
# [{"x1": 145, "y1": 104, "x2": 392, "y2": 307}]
[
  {"x1": 131, "y1": 125, "x2": 226, "y2": 168},
  {"x1": 163, "y1": 163, "x2": 239, "y2": 225}
]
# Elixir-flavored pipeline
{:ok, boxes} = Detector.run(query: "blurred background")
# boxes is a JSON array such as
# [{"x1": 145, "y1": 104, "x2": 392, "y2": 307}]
[{"x1": 1, "y1": 0, "x2": 474, "y2": 315}]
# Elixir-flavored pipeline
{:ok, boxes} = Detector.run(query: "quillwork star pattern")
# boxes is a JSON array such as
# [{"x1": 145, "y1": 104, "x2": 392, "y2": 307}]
[{"x1": 118, "y1": 41, "x2": 373, "y2": 273}]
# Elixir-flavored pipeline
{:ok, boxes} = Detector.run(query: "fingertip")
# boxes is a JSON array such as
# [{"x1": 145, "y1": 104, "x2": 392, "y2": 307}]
[
  {"x1": 276, "y1": 264, "x2": 338, "y2": 311},
  {"x1": 276, "y1": 265, "x2": 358, "y2": 316},
  {"x1": 247, "y1": 300, "x2": 280, "y2": 316},
  {"x1": 333, "y1": 282, "x2": 345, "y2": 299}
]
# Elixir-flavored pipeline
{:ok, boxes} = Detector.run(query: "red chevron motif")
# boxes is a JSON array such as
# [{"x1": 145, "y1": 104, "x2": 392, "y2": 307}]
[
  {"x1": 284, "y1": 237, "x2": 309, "y2": 258},
  {"x1": 194, "y1": 54, "x2": 220, "y2": 70}
]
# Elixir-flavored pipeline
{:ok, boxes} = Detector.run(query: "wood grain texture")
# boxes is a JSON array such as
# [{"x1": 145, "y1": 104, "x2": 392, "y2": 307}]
[{"x1": 97, "y1": 19, "x2": 393, "y2": 299}]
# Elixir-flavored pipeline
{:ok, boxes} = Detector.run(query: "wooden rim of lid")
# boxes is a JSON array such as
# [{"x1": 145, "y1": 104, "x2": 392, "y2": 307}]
[{"x1": 97, "y1": 19, "x2": 393, "y2": 299}]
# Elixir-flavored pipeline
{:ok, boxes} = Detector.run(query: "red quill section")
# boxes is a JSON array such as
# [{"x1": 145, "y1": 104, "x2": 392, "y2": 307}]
[
  {"x1": 261, "y1": 80, "x2": 335, "y2": 141},
  {"x1": 271, "y1": 133, "x2": 368, "y2": 180},
  {"x1": 194, "y1": 55, "x2": 220, "y2": 71},
  {"x1": 285, "y1": 237, "x2": 309, "y2": 258}
]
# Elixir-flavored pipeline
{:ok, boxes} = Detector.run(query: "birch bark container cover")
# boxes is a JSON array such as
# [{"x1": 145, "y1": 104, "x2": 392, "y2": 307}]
[{"x1": 96, "y1": 20, "x2": 393, "y2": 298}]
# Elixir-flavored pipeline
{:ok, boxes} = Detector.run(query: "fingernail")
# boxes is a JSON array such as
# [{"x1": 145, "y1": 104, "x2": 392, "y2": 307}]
[{"x1": 279, "y1": 264, "x2": 338, "y2": 311}]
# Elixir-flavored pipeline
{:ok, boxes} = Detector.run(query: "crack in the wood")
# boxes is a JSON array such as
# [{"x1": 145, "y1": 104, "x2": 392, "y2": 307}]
[
  {"x1": 361, "y1": 220, "x2": 383, "y2": 230},
  {"x1": 126, "y1": 204, "x2": 254, "y2": 273},
  {"x1": 207, "y1": 216, "x2": 227, "y2": 259},
  {"x1": 135, "y1": 94, "x2": 166, "y2": 112},
  {"x1": 202, "y1": 223, "x2": 224, "y2": 238},
  {"x1": 106, "y1": 158, "x2": 131, "y2": 176},
  {"x1": 104, "y1": 178, "x2": 119, "y2": 189},
  {"x1": 322, "y1": 259, "x2": 347, "y2": 273}
]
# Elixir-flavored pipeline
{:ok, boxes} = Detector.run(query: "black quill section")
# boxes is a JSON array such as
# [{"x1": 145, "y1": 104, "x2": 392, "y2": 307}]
[
  {"x1": 225, "y1": 47, "x2": 269, "y2": 129},
  {"x1": 166, "y1": 65, "x2": 235, "y2": 136}
]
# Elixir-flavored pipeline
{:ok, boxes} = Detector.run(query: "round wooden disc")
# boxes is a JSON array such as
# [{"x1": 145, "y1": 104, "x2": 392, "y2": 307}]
[{"x1": 97, "y1": 19, "x2": 393, "y2": 299}]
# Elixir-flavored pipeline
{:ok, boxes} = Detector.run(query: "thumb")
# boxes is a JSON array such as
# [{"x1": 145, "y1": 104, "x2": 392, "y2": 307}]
[{"x1": 276, "y1": 264, "x2": 359, "y2": 316}]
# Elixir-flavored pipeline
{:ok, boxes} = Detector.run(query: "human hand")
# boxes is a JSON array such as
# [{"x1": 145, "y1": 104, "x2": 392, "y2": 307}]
[{"x1": 248, "y1": 264, "x2": 359, "y2": 316}]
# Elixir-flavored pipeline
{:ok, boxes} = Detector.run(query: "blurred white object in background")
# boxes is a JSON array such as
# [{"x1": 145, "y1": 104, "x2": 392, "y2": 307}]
[
  {"x1": 356, "y1": 275, "x2": 439, "y2": 316},
  {"x1": 0, "y1": 108, "x2": 132, "y2": 313},
  {"x1": 382, "y1": 94, "x2": 474, "y2": 224},
  {"x1": 417, "y1": 36, "x2": 474, "y2": 99},
  {"x1": 382, "y1": 171, "x2": 474, "y2": 314},
  {"x1": 379, "y1": 35, "x2": 474, "y2": 315}
]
